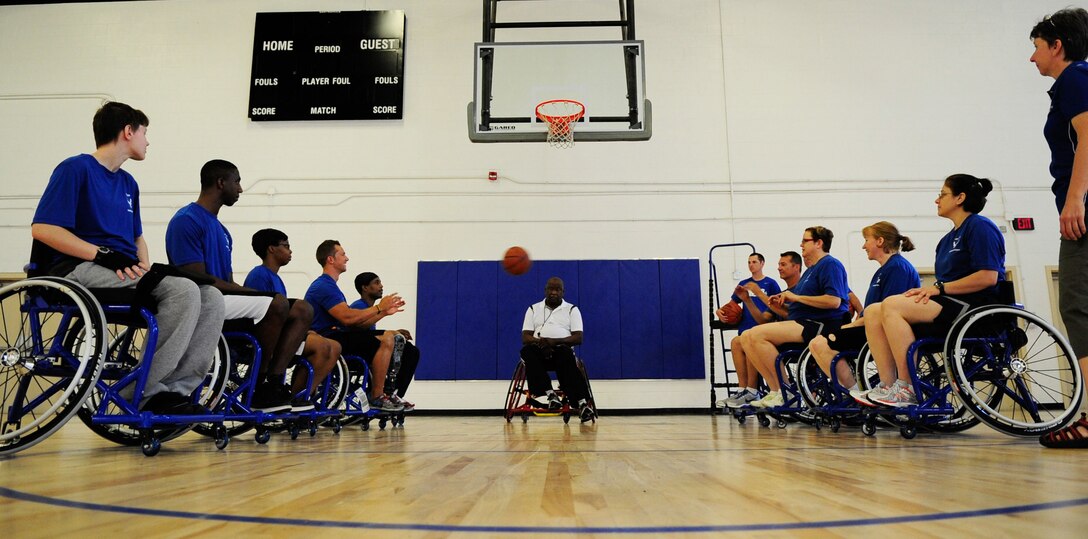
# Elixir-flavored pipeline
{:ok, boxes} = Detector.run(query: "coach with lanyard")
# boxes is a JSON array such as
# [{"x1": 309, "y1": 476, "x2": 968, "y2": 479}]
[{"x1": 521, "y1": 276, "x2": 594, "y2": 422}]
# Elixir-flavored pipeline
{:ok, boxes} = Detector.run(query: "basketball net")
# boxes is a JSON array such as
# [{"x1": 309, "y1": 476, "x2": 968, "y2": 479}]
[{"x1": 536, "y1": 99, "x2": 585, "y2": 149}]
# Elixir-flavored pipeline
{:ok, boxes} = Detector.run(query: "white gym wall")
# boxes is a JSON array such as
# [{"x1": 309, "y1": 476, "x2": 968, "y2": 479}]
[{"x1": 0, "y1": 0, "x2": 1069, "y2": 409}]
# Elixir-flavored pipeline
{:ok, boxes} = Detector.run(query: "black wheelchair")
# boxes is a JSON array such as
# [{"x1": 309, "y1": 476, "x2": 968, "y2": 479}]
[{"x1": 504, "y1": 356, "x2": 596, "y2": 424}]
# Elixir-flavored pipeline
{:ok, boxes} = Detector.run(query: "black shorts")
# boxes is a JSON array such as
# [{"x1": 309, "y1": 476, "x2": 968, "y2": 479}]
[
  {"x1": 826, "y1": 325, "x2": 866, "y2": 352},
  {"x1": 798, "y1": 318, "x2": 843, "y2": 345},
  {"x1": 327, "y1": 329, "x2": 384, "y2": 360}
]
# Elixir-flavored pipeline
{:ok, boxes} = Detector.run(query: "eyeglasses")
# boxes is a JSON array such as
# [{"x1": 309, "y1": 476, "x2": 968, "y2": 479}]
[{"x1": 937, "y1": 192, "x2": 952, "y2": 199}]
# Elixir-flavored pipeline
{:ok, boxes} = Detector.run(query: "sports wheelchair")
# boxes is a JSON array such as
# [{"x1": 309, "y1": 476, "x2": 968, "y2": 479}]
[
  {"x1": 803, "y1": 284, "x2": 1084, "y2": 439},
  {"x1": 504, "y1": 356, "x2": 596, "y2": 424},
  {"x1": 337, "y1": 332, "x2": 413, "y2": 431},
  {"x1": 0, "y1": 270, "x2": 231, "y2": 457},
  {"x1": 725, "y1": 343, "x2": 820, "y2": 429}
]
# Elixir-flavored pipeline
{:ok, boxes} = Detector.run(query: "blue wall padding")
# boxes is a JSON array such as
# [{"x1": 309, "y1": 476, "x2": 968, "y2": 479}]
[{"x1": 415, "y1": 258, "x2": 703, "y2": 381}]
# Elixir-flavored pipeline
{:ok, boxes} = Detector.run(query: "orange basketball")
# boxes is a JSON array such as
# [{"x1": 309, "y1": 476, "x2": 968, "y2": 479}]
[
  {"x1": 719, "y1": 302, "x2": 743, "y2": 325},
  {"x1": 503, "y1": 246, "x2": 532, "y2": 275}
]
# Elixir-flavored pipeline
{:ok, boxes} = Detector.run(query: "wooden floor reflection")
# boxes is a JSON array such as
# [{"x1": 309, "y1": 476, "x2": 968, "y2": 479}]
[{"x1": 1, "y1": 415, "x2": 1086, "y2": 538}]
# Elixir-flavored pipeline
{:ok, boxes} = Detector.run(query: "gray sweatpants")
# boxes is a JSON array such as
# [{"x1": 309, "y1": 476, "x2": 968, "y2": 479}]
[{"x1": 66, "y1": 262, "x2": 226, "y2": 406}]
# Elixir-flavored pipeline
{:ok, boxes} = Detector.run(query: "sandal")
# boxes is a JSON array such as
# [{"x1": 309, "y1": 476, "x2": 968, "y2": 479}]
[{"x1": 1039, "y1": 413, "x2": 1088, "y2": 448}]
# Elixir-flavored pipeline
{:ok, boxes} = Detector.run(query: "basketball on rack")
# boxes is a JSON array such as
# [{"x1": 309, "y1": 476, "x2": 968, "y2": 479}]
[{"x1": 503, "y1": 246, "x2": 532, "y2": 275}]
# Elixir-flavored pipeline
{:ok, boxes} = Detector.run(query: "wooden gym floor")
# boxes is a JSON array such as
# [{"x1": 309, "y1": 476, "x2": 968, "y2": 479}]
[{"x1": 1, "y1": 414, "x2": 1086, "y2": 538}]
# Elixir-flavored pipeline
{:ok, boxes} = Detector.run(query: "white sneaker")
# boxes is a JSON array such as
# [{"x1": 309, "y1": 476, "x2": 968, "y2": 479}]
[
  {"x1": 750, "y1": 391, "x2": 784, "y2": 409},
  {"x1": 851, "y1": 386, "x2": 883, "y2": 407},
  {"x1": 724, "y1": 389, "x2": 759, "y2": 408}
]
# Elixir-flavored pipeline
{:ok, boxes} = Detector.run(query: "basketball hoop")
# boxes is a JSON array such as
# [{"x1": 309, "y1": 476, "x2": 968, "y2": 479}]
[{"x1": 536, "y1": 99, "x2": 585, "y2": 148}]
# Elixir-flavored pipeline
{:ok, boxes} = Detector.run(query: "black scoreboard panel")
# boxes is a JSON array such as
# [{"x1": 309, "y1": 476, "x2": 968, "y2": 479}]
[{"x1": 248, "y1": 10, "x2": 405, "y2": 121}]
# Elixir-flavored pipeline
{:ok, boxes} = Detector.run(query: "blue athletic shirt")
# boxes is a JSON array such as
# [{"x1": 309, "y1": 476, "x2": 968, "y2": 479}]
[
  {"x1": 305, "y1": 273, "x2": 349, "y2": 335},
  {"x1": 1044, "y1": 60, "x2": 1088, "y2": 212},
  {"x1": 32, "y1": 154, "x2": 143, "y2": 259},
  {"x1": 730, "y1": 276, "x2": 782, "y2": 333},
  {"x1": 933, "y1": 213, "x2": 1006, "y2": 295},
  {"x1": 862, "y1": 253, "x2": 921, "y2": 311},
  {"x1": 243, "y1": 265, "x2": 287, "y2": 296},
  {"x1": 165, "y1": 203, "x2": 234, "y2": 281},
  {"x1": 348, "y1": 299, "x2": 378, "y2": 330},
  {"x1": 787, "y1": 255, "x2": 850, "y2": 321}
]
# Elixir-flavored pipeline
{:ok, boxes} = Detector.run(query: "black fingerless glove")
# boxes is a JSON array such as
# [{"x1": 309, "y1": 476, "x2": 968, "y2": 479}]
[{"x1": 93, "y1": 247, "x2": 139, "y2": 271}]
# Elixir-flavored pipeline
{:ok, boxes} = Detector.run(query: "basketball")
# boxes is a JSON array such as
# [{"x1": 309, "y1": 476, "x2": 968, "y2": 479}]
[
  {"x1": 503, "y1": 246, "x2": 532, "y2": 275},
  {"x1": 718, "y1": 301, "x2": 743, "y2": 325}
]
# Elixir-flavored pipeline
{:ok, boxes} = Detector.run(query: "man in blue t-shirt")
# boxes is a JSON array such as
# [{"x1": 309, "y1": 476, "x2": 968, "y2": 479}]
[
  {"x1": 738, "y1": 227, "x2": 850, "y2": 409},
  {"x1": 244, "y1": 228, "x2": 340, "y2": 396},
  {"x1": 351, "y1": 272, "x2": 421, "y2": 408},
  {"x1": 305, "y1": 240, "x2": 408, "y2": 412},
  {"x1": 165, "y1": 160, "x2": 314, "y2": 413},
  {"x1": 31, "y1": 102, "x2": 225, "y2": 415}
]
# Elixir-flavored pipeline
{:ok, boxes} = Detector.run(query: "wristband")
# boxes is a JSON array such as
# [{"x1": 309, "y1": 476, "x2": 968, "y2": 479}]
[{"x1": 93, "y1": 246, "x2": 139, "y2": 271}]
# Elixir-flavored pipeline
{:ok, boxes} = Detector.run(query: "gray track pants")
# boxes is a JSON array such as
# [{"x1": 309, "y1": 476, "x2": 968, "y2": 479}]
[{"x1": 66, "y1": 262, "x2": 226, "y2": 406}]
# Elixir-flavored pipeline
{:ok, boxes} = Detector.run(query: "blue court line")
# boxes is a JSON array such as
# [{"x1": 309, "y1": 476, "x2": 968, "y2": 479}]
[{"x1": 2, "y1": 486, "x2": 1085, "y2": 534}]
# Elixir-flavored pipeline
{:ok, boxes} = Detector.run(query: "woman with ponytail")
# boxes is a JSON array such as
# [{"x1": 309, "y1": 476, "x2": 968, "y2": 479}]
[
  {"x1": 854, "y1": 174, "x2": 1006, "y2": 408},
  {"x1": 808, "y1": 221, "x2": 920, "y2": 392}
]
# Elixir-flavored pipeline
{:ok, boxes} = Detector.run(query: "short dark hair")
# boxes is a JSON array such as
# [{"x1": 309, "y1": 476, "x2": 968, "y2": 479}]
[
  {"x1": 805, "y1": 226, "x2": 834, "y2": 252},
  {"x1": 780, "y1": 251, "x2": 802, "y2": 267},
  {"x1": 944, "y1": 173, "x2": 994, "y2": 214},
  {"x1": 200, "y1": 159, "x2": 238, "y2": 190},
  {"x1": 1031, "y1": 8, "x2": 1088, "y2": 61},
  {"x1": 354, "y1": 272, "x2": 379, "y2": 294},
  {"x1": 315, "y1": 240, "x2": 341, "y2": 267},
  {"x1": 92, "y1": 101, "x2": 148, "y2": 147},
  {"x1": 750, "y1": 252, "x2": 765, "y2": 264},
  {"x1": 251, "y1": 228, "x2": 287, "y2": 259}
]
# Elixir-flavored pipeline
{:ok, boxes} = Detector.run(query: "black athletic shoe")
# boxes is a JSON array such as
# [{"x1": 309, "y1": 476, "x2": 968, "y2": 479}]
[
  {"x1": 579, "y1": 402, "x2": 597, "y2": 423},
  {"x1": 251, "y1": 383, "x2": 291, "y2": 413},
  {"x1": 142, "y1": 392, "x2": 195, "y2": 415}
]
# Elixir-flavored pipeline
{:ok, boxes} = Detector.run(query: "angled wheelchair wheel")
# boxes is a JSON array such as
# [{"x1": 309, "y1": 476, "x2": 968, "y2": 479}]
[
  {"x1": 945, "y1": 305, "x2": 1084, "y2": 437},
  {"x1": 89, "y1": 330, "x2": 230, "y2": 445},
  {"x1": 195, "y1": 335, "x2": 256, "y2": 438},
  {"x1": 853, "y1": 344, "x2": 897, "y2": 428},
  {"x1": 504, "y1": 360, "x2": 528, "y2": 422},
  {"x1": 798, "y1": 350, "x2": 830, "y2": 409},
  {"x1": 0, "y1": 278, "x2": 106, "y2": 457},
  {"x1": 913, "y1": 346, "x2": 980, "y2": 434},
  {"x1": 319, "y1": 355, "x2": 350, "y2": 427},
  {"x1": 340, "y1": 356, "x2": 372, "y2": 426}
]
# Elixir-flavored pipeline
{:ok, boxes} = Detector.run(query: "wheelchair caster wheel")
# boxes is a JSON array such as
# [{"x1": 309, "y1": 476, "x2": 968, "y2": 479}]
[
  {"x1": 735, "y1": 414, "x2": 746, "y2": 424},
  {"x1": 141, "y1": 438, "x2": 161, "y2": 457},
  {"x1": 289, "y1": 424, "x2": 300, "y2": 440},
  {"x1": 521, "y1": 415, "x2": 528, "y2": 423},
  {"x1": 309, "y1": 421, "x2": 318, "y2": 437},
  {"x1": 255, "y1": 428, "x2": 271, "y2": 444},
  {"x1": 830, "y1": 419, "x2": 842, "y2": 433},
  {"x1": 757, "y1": 414, "x2": 770, "y2": 428},
  {"x1": 332, "y1": 419, "x2": 342, "y2": 434},
  {"x1": 214, "y1": 426, "x2": 229, "y2": 450},
  {"x1": 814, "y1": 421, "x2": 822, "y2": 431},
  {"x1": 900, "y1": 426, "x2": 917, "y2": 440},
  {"x1": 563, "y1": 414, "x2": 571, "y2": 424},
  {"x1": 361, "y1": 418, "x2": 371, "y2": 431},
  {"x1": 379, "y1": 418, "x2": 388, "y2": 430},
  {"x1": 862, "y1": 421, "x2": 877, "y2": 437},
  {"x1": 395, "y1": 415, "x2": 405, "y2": 427},
  {"x1": 775, "y1": 419, "x2": 787, "y2": 429}
]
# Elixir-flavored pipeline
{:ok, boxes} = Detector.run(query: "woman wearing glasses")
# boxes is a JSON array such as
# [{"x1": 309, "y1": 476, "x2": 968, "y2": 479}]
[{"x1": 855, "y1": 174, "x2": 1005, "y2": 408}]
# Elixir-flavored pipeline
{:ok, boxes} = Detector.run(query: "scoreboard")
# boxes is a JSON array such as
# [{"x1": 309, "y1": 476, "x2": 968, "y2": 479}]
[{"x1": 248, "y1": 10, "x2": 405, "y2": 121}]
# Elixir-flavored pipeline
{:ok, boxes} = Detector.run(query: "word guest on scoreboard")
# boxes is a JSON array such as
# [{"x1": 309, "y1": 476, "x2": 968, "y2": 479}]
[{"x1": 248, "y1": 10, "x2": 405, "y2": 121}]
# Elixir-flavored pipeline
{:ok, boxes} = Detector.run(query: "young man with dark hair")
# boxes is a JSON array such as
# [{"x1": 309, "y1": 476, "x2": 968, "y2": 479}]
[
  {"x1": 31, "y1": 102, "x2": 225, "y2": 414},
  {"x1": 244, "y1": 228, "x2": 340, "y2": 395},
  {"x1": 351, "y1": 272, "x2": 420, "y2": 410},
  {"x1": 305, "y1": 240, "x2": 407, "y2": 412},
  {"x1": 165, "y1": 159, "x2": 313, "y2": 412}
]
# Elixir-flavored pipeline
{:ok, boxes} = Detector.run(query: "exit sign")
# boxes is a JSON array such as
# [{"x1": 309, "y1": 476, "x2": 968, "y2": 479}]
[{"x1": 1012, "y1": 218, "x2": 1035, "y2": 231}]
